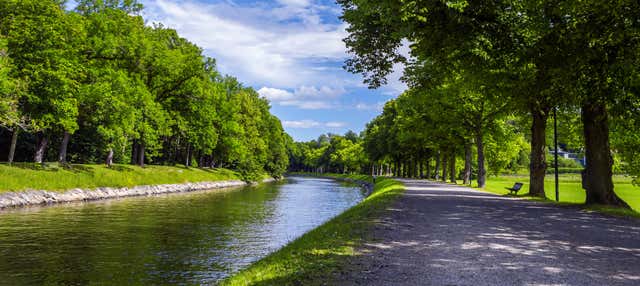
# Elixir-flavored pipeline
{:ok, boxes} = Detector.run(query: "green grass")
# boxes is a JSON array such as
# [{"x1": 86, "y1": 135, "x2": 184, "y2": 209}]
[
  {"x1": 479, "y1": 174, "x2": 640, "y2": 215},
  {"x1": 221, "y1": 175, "x2": 404, "y2": 286},
  {"x1": 0, "y1": 163, "x2": 243, "y2": 193}
]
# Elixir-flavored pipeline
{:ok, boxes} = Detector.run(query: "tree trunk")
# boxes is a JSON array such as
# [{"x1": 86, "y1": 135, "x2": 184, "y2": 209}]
[
  {"x1": 406, "y1": 161, "x2": 410, "y2": 178},
  {"x1": 393, "y1": 161, "x2": 398, "y2": 177},
  {"x1": 138, "y1": 141, "x2": 145, "y2": 167},
  {"x1": 476, "y1": 130, "x2": 486, "y2": 188},
  {"x1": 131, "y1": 140, "x2": 139, "y2": 165},
  {"x1": 8, "y1": 128, "x2": 18, "y2": 164},
  {"x1": 441, "y1": 152, "x2": 448, "y2": 182},
  {"x1": 411, "y1": 160, "x2": 416, "y2": 178},
  {"x1": 582, "y1": 101, "x2": 629, "y2": 207},
  {"x1": 463, "y1": 142, "x2": 472, "y2": 185},
  {"x1": 34, "y1": 134, "x2": 48, "y2": 164},
  {"x1": 401, "y1": 161, "x2": 406, "y2": 178},
  {"x1": 434, "y1": 152, "x2": 440, "y2": 180},
  {"x1": 58, "y1": 131, "x2": 70, "y2": 164},
  {"x1": 529, "y1": 107, "x2": 549, "y2": 197},
  {"x1": 426, "y1": 158, "x2": 431, "y2": 180},
  {"x1": 106, "y1": 148, "x2": 114, "y2": 167},
  {"x1": 185, "y1": 144, "x2": 191, "y2": 167},
  {"x1": 450, "y1": 153, "x2": 456, "y2": 184},
  {"x1": 419, "y1": 160, "x2": 424, "y2": 178}
]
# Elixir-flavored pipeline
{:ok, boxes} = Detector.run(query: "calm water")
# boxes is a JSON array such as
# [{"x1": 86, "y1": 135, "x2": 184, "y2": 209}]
[{"x1": 0, "y1": 176, "x2": 364, "y2": 285}]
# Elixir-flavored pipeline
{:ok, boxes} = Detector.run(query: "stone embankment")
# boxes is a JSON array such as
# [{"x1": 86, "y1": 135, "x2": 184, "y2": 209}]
[{"x1": 0, "y1": 178, "x2": 275, "y2": 209}]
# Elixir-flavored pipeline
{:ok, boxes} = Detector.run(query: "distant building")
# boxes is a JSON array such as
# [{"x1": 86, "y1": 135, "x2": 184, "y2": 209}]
[{"x1": 549, "y1": 147, "x2": 585, "y2": 166}]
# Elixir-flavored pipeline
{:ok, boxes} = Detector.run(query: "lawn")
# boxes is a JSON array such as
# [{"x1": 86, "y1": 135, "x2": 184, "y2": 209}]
[
  {"x1": 0, "y1": 163, "x2": 242, "y2": 193},
  {"x1": 221, "y1": 175, "x2": 404, "y2": 285},
  {"x1": 479, "y1": 174, "x2": 640, "y2": 212}
]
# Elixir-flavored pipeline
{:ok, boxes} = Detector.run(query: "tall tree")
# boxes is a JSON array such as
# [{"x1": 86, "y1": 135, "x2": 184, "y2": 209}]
[
  {"x1": 2, "y1": 0, "x2": 84, "y2": 163},
  {"x1": 0, "y1": 36, "x2": 27, "y2": 163}
]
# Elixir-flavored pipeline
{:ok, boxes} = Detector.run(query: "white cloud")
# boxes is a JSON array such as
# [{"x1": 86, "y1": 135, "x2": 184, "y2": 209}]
[
  {"x1": 355, "y1": 102, "x2": 384, "y2": 111},
  {"x1": 295, "y1": 85, "x2": 345, "y2": 98},
  {"x1": 139, "y1": 0, "x2": 408, "y2": 131},
  {"x1": 277, "y1": 0, "x2": 311, "y2": 7},
  {"x1": 283, "y1": 120, "x2": 320, "y2": 128},
  {"x1": 283, "y1": 120, "x2": 347, "y2": 129},
  {"x1": 258, "y1": 87, "x2": 295, "y2": 101},
  {"x1": 325, "y1": 121, "x2": 346, "y2": 128},
  {"x1": 280, "y1": 100, "x2": 333, "y2": 109},
  {"x1": 258, "y1": 85, "x2": 344, "y2": 109},
  {"x1": 143, "y1": 0, "x2": 348, "y2": 88}
]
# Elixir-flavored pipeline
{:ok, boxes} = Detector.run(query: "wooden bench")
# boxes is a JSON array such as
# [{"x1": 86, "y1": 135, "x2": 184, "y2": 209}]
[{"x1": 506, "y1": 182, "x2": 524, "y2": 195}]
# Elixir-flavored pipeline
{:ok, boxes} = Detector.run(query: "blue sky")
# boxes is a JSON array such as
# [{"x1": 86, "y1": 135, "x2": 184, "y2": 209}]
[{"x1": 139, "y1": 0, "x2": 406, "y2": 141}]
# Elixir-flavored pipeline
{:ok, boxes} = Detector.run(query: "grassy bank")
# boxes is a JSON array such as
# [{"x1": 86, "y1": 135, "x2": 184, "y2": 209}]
[
  {"x1": 0, "y1": 163, "x2": 243, "y2": 193},
  {"x1": 221, "y1": 175, "x2": 404, "y2": 285},
  {"x1": 479, "y1": 175, "x2": 640, "y2": 215}
]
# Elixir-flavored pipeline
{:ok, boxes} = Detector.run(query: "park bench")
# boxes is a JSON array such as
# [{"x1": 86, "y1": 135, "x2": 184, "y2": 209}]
[{"x1": 506, "y1": 182, "x2": 524, "y2": 195}]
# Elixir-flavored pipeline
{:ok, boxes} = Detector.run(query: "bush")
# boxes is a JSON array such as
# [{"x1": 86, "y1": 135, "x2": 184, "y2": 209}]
[
  {"x1": 545, "y1": 167, "x2": 583, "y2": 174},
  {"x1": 547, "y1": 156, "x2": 583, "y2": 168}
]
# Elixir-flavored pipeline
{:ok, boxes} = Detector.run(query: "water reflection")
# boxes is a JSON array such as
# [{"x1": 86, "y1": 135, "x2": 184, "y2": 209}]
[{"x1": 0, "y1": 176, "x2": 364, "y2": 285}]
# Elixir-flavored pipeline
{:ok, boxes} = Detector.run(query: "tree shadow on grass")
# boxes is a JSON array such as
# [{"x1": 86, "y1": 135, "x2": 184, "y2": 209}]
[
  {"x1": 3, "y1": 162, "x2": 59, "y2": 172},
  {"x1": 62, "y1": 164, "x2": 95, "y2": 174},
  {"x1": 198, "y1": 167, "x2": 218, "y2": 174},
  {"x1": 106, "y1": 164, "x2": 134, "y2": 172}
]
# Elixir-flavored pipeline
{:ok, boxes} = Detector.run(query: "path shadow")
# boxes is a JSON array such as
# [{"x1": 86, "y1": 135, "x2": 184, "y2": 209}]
[{"x1": 343, "y1": 179, "x2": 640, "y2": 286}]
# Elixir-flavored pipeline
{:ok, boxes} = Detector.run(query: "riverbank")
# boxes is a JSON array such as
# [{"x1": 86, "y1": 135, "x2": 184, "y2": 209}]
[
  {"x1": 221, "y1": 174, "x2": 404, "y2": 285},
  {"x1": 0, "y1": 163, "x2": 275, "y2": 209},
  {"x1": 0, "y1": 163, "x2": 244, "y2": 192}
]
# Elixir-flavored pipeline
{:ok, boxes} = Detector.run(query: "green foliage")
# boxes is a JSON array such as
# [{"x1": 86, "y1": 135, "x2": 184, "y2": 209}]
[
  {"x1": 339, "y1": 0, "x2": 640, "y2": 205},
  {"x1": 2, "y1": 0, "x2": 84, "y2": 133},
  {"x1": 485, "y1": 119, "x2": 530, "y2": 176},
  {"x1": 0, "y1": 36, "x2": 23, "y2": 130},
  {"x1": 0, "y1": 0, "x2": 289, "y2": 181},
  {"x1": 547, "y1": 157, "x2": 583, "y2": 169},
  {"x1": 544, "y1": 167, "x2": 584, "y2": 175},
  {"x1": 611, "y1": 98, "x2": 640, "y2": 185},
  {"x1": 288, "y1": 132, "x2": 369, "y2": 174}
]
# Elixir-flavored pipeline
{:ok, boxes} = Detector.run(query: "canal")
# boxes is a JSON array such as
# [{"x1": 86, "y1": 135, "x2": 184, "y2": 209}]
[{"x1": 0, "y1": 176, "x2": 364, "y2": 285}]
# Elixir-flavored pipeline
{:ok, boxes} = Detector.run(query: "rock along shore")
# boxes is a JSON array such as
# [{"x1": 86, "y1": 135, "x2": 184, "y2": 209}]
[{"x1": 0, "y1": 178, "x2": 276, "y2": 209}]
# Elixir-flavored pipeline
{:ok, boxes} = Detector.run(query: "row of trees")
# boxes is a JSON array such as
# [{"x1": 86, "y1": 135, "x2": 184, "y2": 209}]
[
  {"x1": 288, "y1": 132, "x2": 368, "y2": 174},
  {"x1": 0, "y1": 0, "x2": 289, "y2": 180},
  {"x1": 337, "y1": 0, "x2": 640, "y2": 207},
  {"x1": 361, "y1": 90, "x2": 598, "y2": 180}
]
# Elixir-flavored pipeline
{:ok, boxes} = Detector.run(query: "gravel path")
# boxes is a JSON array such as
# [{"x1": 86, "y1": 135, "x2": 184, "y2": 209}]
[{"x1": 340, "y1": 179, "x2": 640, "y2": 286}]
